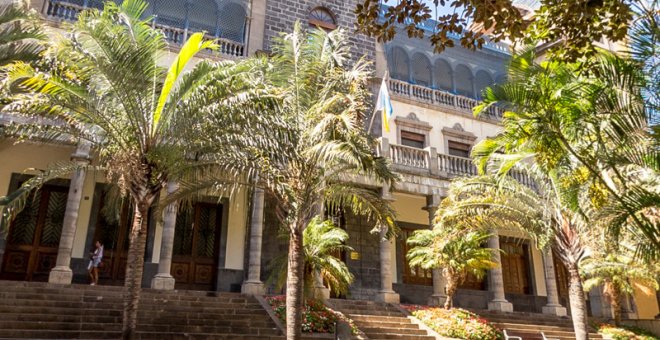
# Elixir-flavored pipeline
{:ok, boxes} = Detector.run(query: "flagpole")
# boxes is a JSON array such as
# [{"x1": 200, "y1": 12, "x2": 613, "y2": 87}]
[{"x1": 367, "y1": 71, "x2": 389, "y2": 134}]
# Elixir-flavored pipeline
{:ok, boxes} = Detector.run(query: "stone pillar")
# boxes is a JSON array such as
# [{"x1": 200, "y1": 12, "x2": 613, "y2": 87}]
[
  {"x1": 48, "y1": 142, "x2": 91, "y2": 284},
  {"x1": 312, "y1": 270, "x2": 330, "y2": 300},
  {"x1": 541, "y1": 249, "x2": 567, "y2": 316},
  {"x1": 487, "y1": 232, "x2": 513, "y2": 312},
  {"x1": 425, "y1": 194, "x2": 446, "y2": 306},
  {"x1": 241, "y1": 187, "x2": 266, "y2": 295},
  {"x1": 375, "y1": 185, "x2": 399, "y2": 303},
  {"x1": 150, "y1": 181, "x2": 178, "y2": 290}
]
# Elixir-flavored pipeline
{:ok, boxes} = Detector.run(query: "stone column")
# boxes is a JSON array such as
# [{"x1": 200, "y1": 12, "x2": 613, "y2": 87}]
[
  {"x1": 241, "y1": 187, "x2": 266, "y2": 295},
  {"x1": 48, "y1": 141, "x2": 91, "y2": 284},
  {"x1": 313, "y1": 270, "x2": 330, "y2": 300},
  {"x1": 150, "y1": 181, "x2": 178, "y2": 290},
  {"x1": 425, "y1": 194, "x2": 446, "y2": 306},
  {"x1": 541, "y1": 249, "x2": 568, "y2": 316},
  {"x1": 487, "y1": 232, "x2": 513, "y2": 312},
  {"x1": 375, "y1": 185, "x2": 399, "y2": 303}
]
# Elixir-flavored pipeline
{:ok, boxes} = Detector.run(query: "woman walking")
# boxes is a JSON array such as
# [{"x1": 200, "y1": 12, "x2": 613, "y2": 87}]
[{"x1": 88, "y1": 241, "x2": 104, "y2": 285}]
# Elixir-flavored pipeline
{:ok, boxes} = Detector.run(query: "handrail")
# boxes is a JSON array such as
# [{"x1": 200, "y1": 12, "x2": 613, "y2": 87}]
[{"x1": 387, "y1": 79, "x2": 504, "y2": 120}]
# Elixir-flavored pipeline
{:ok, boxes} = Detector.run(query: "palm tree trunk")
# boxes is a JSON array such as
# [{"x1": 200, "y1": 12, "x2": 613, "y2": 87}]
[
  {"x1": 121, "y1": 201, "x2": 151, "y2": 340},
  {"x1": 286, "y1": 223, "x2": 304, "y2": 339},
  {"x1": 609, "y1": 285, "x2": 622, "y2": 326},
  {"x1": 567, "y1": 263, "x2": 589, "y2": 340},
  {"x1": 444, "y1": 274, "x2": 457, "y2": 309}
]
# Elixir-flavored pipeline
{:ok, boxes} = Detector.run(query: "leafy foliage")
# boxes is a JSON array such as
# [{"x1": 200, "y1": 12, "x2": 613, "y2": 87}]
[
  {"x1": 474, "y1": 49, "x2": 660, "y2": 263},
  {"x1": 581, "y1": 251, "x2": 659, "y2": 324},
  {"x1": 0, "y1": 0, "x2": 45, "y2": 67},
  {"x1": 266, "y1": 296, "x2": 358, "y2": 334},
  {"x1": 406, "y1": 227, "x2": 496, "y2": 309},
  {"x1": 0, "y1": 0, "x2": 283, "y2": 338},
  {"x1": 268, "y1": 217, "x2": 355, "y2": 297},
  {"x1": 401, "y1": 305, "x2": 503, "y2": 340},
  {"x1": 595, "y1": 322, "x2": 659, "y2": 340},
  {"x1": 354, "y1": 0, "x2": 634, "y2": 60}
]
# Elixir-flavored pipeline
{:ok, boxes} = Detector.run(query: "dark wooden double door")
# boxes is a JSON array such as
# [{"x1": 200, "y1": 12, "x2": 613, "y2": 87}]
[
  {"x1": 501, "y1": 240, "x2": 532, "y2": 295},
  {"x1": 93, "y1": 190, "x2": 222, "y2": 290},
  {"x1": 171, "y1": 203, "x2": 222, "y2": 291},
  {"x1": 1, "y1": 184, "x2": 68, "y2": 281}
]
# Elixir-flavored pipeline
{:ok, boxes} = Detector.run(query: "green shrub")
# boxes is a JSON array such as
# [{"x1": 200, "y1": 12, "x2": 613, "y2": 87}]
[
  {"x1": 596, "y1": 323, "x2": 659, "y2": 340},
  {"x1": 266, "y1": 296, "x2": 357, "y2": 334}
]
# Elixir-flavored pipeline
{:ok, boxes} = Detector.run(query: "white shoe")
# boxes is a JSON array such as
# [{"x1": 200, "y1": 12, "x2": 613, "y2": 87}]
[{"x1": 90, "y1": 283, "x2": 96, "y2": 286}]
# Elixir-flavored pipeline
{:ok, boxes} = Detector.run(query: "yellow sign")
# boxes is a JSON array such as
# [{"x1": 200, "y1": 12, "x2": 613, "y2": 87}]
[{"x1": 350, "y1": 251, "x2": 360, "y2": 260}]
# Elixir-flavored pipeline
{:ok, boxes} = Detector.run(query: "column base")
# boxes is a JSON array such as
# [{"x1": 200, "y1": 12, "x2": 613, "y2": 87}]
[
  {"x1": 375, "y1": 291, "x2": 400, "y2": 304},
  {"x1": 241, "y1": 281, "x2": 265, "y2": 295},
  {"x1": 542, "y1": 304, "x2": 567, "y2": 317},
  {"x1": 151, "y1": 274, "x2": 176, "y2": 290},
  {"x1": 488, "y1": 299, "x2": 514, "y2": 312},
  {"x1": 428, "y1": 294, "x2": 447, "y2": 307},
  {"x1": 313, "y1": 285, "x2": 330, "y2": 300},
  {"x1": 48, "y1": 266, "x2": 73, "y2": 284},
  {"x1": 622, "y1": 311, "x2": 638, "y2": 320}
]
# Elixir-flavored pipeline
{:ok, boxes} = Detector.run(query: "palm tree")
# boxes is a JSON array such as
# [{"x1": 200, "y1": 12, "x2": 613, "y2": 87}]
[
  {"x1": 436, "y1": 173, "x2": 592, "y2": 339},
  {"x1": 0, "y1": 0, "x2": 45, "y2": 67},
  {"x1": 0, "y1": 1, "x2": 280, "y2": 338},
  {"x1": 194, "y1": 23, "x2": 398, "y2": 339},
  {"x1": 473, "y1": 49, "x2": 660, "y2": 262},
  {"x1": 407, "y1": 227, "x2": 496, "y2": 309},
  {"x1": 580, "y1": 252, "x2": 659, "y2": 325},
  {"x1": 269, "y1": 217, "x2": 355, "y2": 299}
]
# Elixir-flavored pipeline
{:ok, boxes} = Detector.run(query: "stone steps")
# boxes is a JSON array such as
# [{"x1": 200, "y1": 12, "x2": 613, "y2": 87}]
[
  {"x1": 329, "y1": 299, "x2": 433, "y2": 340},
  {"x1": 0, "y1": 281, "x2": 282, "y2": 339}
]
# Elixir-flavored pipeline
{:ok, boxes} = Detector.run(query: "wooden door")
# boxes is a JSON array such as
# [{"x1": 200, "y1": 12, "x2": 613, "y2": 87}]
[
  {"x1": 92, "y1": 193, "x2": 133, "y2": 285},
  {"x1": 554, "y1": 253, "x2": 570, "y2": 300},
  {"x1": 399, "y1": 228, "x2": 433, "y2": 286},
  {"x1": 1, "y1": 185, "x2": 68, "y2": 281},
  {"x1": 171, "y1": 203, "x2": 221, "y2": 291},
  {"x1": 501, "y1": 241, "x2": 531, "y2": 294}
]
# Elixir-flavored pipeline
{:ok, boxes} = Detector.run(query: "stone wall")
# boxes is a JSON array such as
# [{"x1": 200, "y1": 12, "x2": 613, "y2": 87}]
[
  {"x1": 344, "y1": 211, "x2": 381, "y2": 300},
  {"x1": 262, "y1": 0, "x2": 376, "y2": 62},
  {"x1": 260, "y1": 196, "x2": 288, "y2": 294}
]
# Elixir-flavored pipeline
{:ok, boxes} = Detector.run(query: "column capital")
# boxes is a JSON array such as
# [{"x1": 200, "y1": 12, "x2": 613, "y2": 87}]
[{"x1": 70, "y1": 141, "x2": 92, "y2": 163}]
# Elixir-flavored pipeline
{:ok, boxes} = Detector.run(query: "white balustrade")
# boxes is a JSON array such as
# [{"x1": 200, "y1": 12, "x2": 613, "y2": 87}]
[
  {"x1": 389, "y1": 144, "x2": 429, "y2": 169},
  {"x1": 437, "y1": 153, "x2": 478, "y2": 176},
  {"x1": 44, "y1": 1, "x2": 245, "y2": 58},
  {"x1": 387, "y1": 79, "x2": 503, "y2": 119}
]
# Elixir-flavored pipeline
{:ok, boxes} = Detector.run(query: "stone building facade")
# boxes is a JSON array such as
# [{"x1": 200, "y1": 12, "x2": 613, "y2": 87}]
[{"x1": 0, "y1": 0, "x2": 658, "y2": 321}]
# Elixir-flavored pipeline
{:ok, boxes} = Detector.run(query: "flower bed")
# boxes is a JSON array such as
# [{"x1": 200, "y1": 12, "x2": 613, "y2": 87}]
[
  {"x1": 595, "y1": 323, "x2": 658, "y2": 340},
  {"x1": 266, "y1": 296, "x2": 357, "y2": 334},
  {"x1": 401, "y1": 305, "x2": 503, "y2": 340}
]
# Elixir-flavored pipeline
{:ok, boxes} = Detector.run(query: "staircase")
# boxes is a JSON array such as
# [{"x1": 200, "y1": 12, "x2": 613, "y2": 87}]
[
  {"x1": 473, "y1": 310, "x2": 603, "y2": 340},
  {"x1": 0, "y1": 280, "x2": 282, "y2": 339},
  {"x1": 330, "y1": 299, "x2": 434, "y2": 340}
]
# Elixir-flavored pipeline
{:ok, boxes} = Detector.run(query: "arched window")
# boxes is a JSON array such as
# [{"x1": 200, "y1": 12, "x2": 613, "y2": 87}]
[
  {"x1": 188, "y1": 0, "x2": 218, "y2": 33},
  {"x1": 411, "y1": 53, "x2": 432, "y2": 87},
  {"x1": 389, "y1": 47, "x2": 409, "y2": 82},
  {"x1": 308, "y1": 7, "x2": 336, "y2": 30},
  {"x1": 474, "y1": 70, "x2": 494, "y2": 99},
  {"x1": 218, "y1": 2, "x2": 247, "y2": 43},
  {"x1": 454, "y1": 64, "x2": 474, "y2": 98},
  {"x1": 433, "y1": 59, "x2": 453, "y2": 92}
]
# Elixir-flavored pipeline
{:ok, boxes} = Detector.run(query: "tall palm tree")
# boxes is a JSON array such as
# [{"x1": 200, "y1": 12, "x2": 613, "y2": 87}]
[
  {"x1": 0, "y1": 0, "x2": 45, "y2": 67},
  {"x1": 473, "y1": 49, "x2": 660, "y2": 262},
  {"x1": 580, "y1": 252, "x2": 659, "y2": 325},
  {"x1": 407, "y1": 227, "x2": 496, "y2": 309},
  {"x1": 269, "y1": 217, "x2": 355, "y2": 299},
  {"x1": 0, "y1": 1, "x2": 280, "y2": 338},
  {"x1": 194, "y1": 23, "x2": 398, "y2": 339},
  {"x1": 436, "y1": 173, "x2": 592, "y2": 339}
]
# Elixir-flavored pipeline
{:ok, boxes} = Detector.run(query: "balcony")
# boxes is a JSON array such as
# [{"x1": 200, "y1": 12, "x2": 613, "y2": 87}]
[
  {"x1": 43, "y1": 0, "x2": 246, "y2": 58},
  {"x1": 377, "y1": 138, "x2": 534, "y2": 187},
  {"x1": 387, "y1": 79, "x2": 504, "y2": 120}
]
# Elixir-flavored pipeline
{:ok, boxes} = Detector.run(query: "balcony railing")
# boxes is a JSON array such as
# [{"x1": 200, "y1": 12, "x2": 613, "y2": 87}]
[
  {"x1": 380, "y1": 137, "x2": 533, "y2": 186},
  {"x1": 44, "y1": 0, "x2": 245, "y2": 58},
  {"x1": 387, "y1": 79, "x2": 504, "y2": 120}
]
